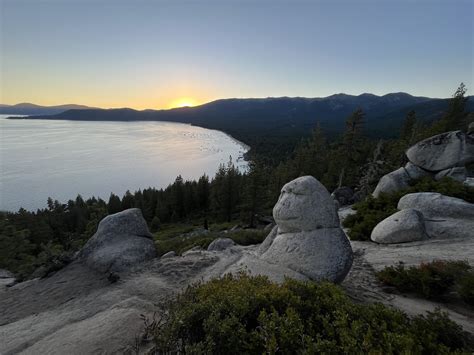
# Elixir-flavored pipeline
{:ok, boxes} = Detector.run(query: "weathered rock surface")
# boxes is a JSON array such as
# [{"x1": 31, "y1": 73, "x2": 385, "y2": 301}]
[
  {"x1": 398, "y1": 193, "x2": 474, "y2": 240},
  {"x1": 207, "y1": 237, "x2": 235, "y2": 251},
  {"x1": 406, "y1": 130, "x2": 474, "y2": 172},
  {"x1": 256, "y1": 225, "x2": 278, "y2": 256},
  {"x1": 373, "y1": 162, "x2": 432, "y2": 197},
  {"x1": 274, "y1": 176, "x2": 340, "y2": 232},
  {"x1": 434, "y1": 167, "x2": 467, "y2": 182},
  {"x1": 371, "y1": 209, "x2": 428, "y2": 244},
  {"x1": 79, "y1": 208, "x2": 157, "y2": 273},
  {"x1": 372, "y1": 167, "x2": 410, "y2": 197},
  {"x1": 0, "y1": 269, "x2": 14, "y2": 279},
  {"x1": 260, "y1": 176, "x2": 353, "y2": 283},
  {"x1": 424, "y1": 218, "x2": 474, "y2": 240},
  {"x1": 261, "y1": 228, "x2": 353, "y2": 282},
  {"x1": 161, "y1": 251, "x2": 176, "y2": 258},
  {"x1": 398, "y1": 192, "x2": 474, "y2": 219}
]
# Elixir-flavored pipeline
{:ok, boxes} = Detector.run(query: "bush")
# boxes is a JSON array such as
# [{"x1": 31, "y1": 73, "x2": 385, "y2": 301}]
[
  {"x1": 457, "y1": 272, "x2": 474, "y2": 305},
  {"x1": 343, "y1": 177, "x2": 474, "y2": 241},
  {"x1": 377, "y1": 260, "x2": 474, "y2": 304},
  {"x1": 149, "y1": 273, "x2": 472, "y2": 353}
]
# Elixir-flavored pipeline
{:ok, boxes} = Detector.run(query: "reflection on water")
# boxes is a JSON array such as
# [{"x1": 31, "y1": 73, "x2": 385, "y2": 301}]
[{"x1": 0, "y1": 115, "x2": 248, "y2": 211}]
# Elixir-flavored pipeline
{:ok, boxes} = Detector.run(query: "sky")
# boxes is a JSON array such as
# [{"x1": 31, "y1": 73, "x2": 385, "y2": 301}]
[{"x1": 0, "y1": 0, "x2": 472, "y2": 109}]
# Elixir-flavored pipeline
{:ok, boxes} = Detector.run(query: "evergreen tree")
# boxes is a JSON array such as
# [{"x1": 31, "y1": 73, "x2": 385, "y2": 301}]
[
  {"x1": 107, "y1": 193, "x2": 122, "y2": 214},
  {"x1": 400, "y1": 110, "x2": 417, "y2": 144},
  {"x1": 431, "y1": 83, "x2": 468, "y2": 133}
]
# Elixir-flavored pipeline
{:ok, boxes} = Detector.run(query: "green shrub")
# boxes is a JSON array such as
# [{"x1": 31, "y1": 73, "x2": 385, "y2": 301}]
[
  {"x1": 457, "y1": 272, "x2": 474, "y2": 305},
  {"x1": 377, "y1": 260, "x2": 474, "y2": 304},
  {"x1": 343, "y1": 177, "x2": 474, "y2": 241},
  {"x1": 150, "y1": 273, "x2": 472, "y2": 354}
]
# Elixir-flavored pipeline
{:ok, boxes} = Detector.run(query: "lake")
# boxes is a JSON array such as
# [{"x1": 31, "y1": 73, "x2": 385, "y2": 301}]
[{"x1": 0, "y1": 115, "x2": 248, "y2": 211}]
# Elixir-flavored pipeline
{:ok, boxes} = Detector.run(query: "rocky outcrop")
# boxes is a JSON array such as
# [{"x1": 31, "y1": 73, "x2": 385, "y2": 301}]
[
  {"x1": 259, "y1": 176, "x2": 353, "y2": 283},
  {"x1": 397, "y1": 193, "x2": 474, "y2": 240},
  {"x1": 78, "y1": 208, "x2": 157, "y2": 273},
  {"x1": 398, "y1": 192, "x2": 474, "y2": 220},
  {"x1": 207, "y1": 238, "x2": 235, "y2": 251},
  {"x1": 372, "y1": 163, "x2": 431, "y2": 197},
  {"x1": 373, "y1": 129, "x2": 473, "y2": 197},
  {"x1": 371, "y1": 209, "x2": 428, "y2": 244},
  {"x1": 406, "y1": 130, "x2": 474, "y2": 172}
]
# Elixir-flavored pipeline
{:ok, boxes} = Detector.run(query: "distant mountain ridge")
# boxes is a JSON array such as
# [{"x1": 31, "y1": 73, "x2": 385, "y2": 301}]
[
  {"x1": 4, "y1": 93, "x2": 473, "y2": 150},
  {"x1": 0, "y1": 103, "x2": 96, "y2": 115}
]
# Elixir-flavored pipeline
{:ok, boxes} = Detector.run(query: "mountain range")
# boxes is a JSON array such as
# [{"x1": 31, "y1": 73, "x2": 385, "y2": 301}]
[
  {"x1": 0, "y1": 103, "x2": 96, "y2": 115},
  {"x1": 3, "y1": 94, "x2": 473, "y2": 153}
]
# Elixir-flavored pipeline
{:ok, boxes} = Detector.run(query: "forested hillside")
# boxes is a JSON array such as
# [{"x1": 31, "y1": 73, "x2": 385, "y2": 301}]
[{"x1": 13, "y1": 92, "x2": 474, "y2": 163}]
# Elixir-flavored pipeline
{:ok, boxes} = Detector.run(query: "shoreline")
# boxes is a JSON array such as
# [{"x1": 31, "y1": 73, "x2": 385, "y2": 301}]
[{"x1": 0, "y1": 116, "x2": 251, "y2": 213}]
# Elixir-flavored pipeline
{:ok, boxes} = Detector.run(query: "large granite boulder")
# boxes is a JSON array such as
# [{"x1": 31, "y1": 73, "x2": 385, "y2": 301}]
[
  {"x1": 260, "y1": 176, "x2": 353, "y2": 283},
  {"x1": 398, "y1": 192, "x2": 474, "y2": 220},
  {"x1": 207, "y1": 238, "x2": 235, "y2": 251},
  {"x1": 273, "y1": 176, "x2": 339, "y2": 232},
  {"x1": 398, "y1": 193, "x2": 474, "y2": 240},
  {"x1": 371, "y1": 209, "x2": 428, "y2": 244},
  {"x1": 79, "y1": 209, "x2": 157, "y2": 273},
  {"x1": 406, "y1": 130, "x2": 474, "y2": 172},
  {"x1": 373, "y1": 163, "x2": 431, "y2": 197},
  {"x1": 261, "y1": 229, "x2": 353, "y2": 282}
]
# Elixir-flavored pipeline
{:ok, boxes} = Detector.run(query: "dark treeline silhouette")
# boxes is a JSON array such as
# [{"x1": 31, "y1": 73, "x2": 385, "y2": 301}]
[{"x1": 1, "y1": 84, "x2": 471, "y2": 279}]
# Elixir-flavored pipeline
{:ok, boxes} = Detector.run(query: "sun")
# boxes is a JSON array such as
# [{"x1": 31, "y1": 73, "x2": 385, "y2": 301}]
[{"x1": 169, "y1": 97, "x2": 198, "y2": 108}]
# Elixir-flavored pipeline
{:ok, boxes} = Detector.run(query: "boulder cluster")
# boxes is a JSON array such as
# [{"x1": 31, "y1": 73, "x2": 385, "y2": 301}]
[
  {"x1": 370, "y1": 129, "x2": 474, "y2": 244},
  {"x1": 76, "y1": 178, "x2": 353, "y2": 284},
  {"x1": 373, "y1": 130, "x2": 474, "y2": 197}
]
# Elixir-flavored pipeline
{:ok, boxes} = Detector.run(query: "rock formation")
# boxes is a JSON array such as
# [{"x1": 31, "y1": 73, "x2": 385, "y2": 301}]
[
  {"x1": 371, "y1": 209, "x2": 428, "y2": 244},
  {"x1": 406, "y1": 130, "x2": 474, "y2": 172},
  {"x1": 78, "y1": 208, "x2": 157, "y2": 273},
  {"x1": 373, "y1": 129, "x2": 474, "y2": 197},
  {"x1": 398, "y1": 192, "x2": 474, "y2": 240},
  {"x1": 257, "y1": 176, "x2": 353, "y2": 283}
]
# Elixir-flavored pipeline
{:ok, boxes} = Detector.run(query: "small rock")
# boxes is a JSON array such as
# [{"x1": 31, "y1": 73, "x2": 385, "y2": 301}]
[
  {"x1": 372, "y1": 167, "x2": 410, "y2": 197},
  {"x1": 331, "y1": 186, "x2": 354, "y2": 206},
  {"x1": 207, "y1": 238, "x2": 235, "y2": 251},
  {"x1": 371, "y1": 209, "x2": 428, "y2": 244}
]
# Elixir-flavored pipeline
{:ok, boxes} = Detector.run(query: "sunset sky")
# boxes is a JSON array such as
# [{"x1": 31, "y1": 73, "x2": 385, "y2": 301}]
[{"x1": 1, "y1": 0, "x2": 472, "y2": 109}]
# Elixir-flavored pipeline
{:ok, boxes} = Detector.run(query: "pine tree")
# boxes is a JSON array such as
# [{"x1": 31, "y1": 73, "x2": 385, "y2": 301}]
[
  {"x1": 107, "y1": 193, "x2": 122, "y2": 214},
  {"x1": 400, "y1": 110, "x2": 417, "y2": 144}
]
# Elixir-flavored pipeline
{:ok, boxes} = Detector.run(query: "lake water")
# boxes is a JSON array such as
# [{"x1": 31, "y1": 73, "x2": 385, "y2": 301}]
[{"x1": 0, "y1": 115, "x2": 248, "y2": 211}]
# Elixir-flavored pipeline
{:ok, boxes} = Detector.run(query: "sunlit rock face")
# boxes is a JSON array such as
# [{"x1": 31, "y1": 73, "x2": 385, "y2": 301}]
[{"x1": 261, "y1": 176, "x2": 353, "y2": 283}]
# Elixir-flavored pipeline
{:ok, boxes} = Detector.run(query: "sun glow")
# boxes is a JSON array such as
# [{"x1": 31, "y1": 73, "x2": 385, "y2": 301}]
[{"x1": 169, "y1": 97, "x2": 199, "y2": 108}]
